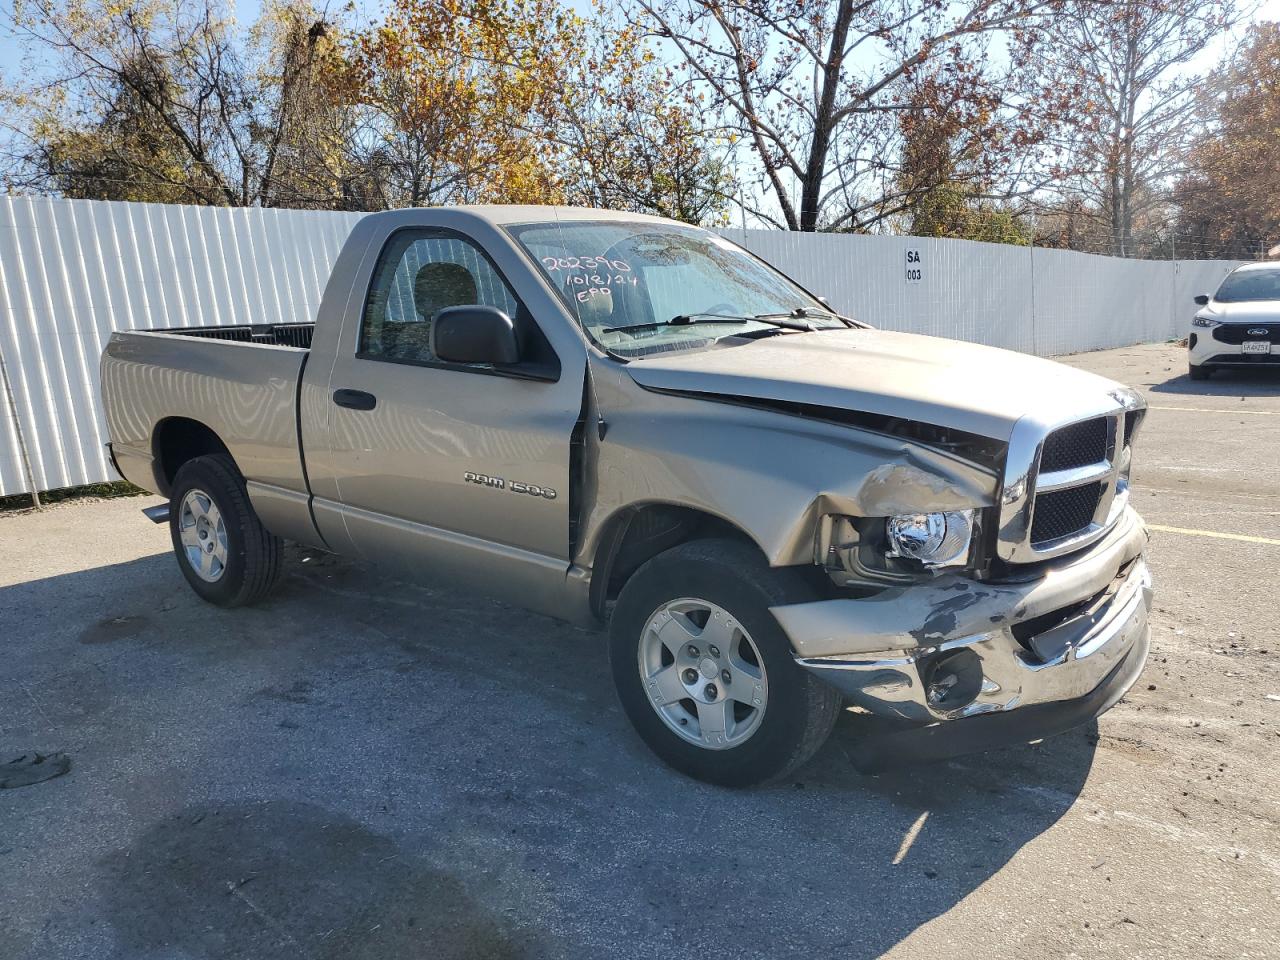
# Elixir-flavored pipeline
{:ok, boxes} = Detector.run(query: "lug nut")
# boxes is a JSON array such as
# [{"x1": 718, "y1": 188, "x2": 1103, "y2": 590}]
[
  {"x1": 683, "y1": 668, "x2": 698, "y2": 684},
  {"x1": 705, "y1": 683, "x2": 718, "y2": 699},
  {"x1": 687, "y1": 644, "x2": 699, "y2": 657},
  {"x1": 721, "y1": 670, "x2": 731, "y2": 683},
  {"x1": 709, "y1": 645, "x2": 720, "y2": 658}
]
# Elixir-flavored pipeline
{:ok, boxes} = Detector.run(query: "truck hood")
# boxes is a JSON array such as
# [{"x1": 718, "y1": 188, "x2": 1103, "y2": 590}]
[
  {"x1": 624, "y1": 329, "x2": 1124, "y2": 441},
  {"x1": 1203, "y1": 300, "x2": 1280, "y2": 323}
]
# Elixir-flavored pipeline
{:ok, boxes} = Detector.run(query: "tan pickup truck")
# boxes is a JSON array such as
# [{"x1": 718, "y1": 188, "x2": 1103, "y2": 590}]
[{"x1": 101, "y1": 207, "x2": 1152, "y2": 786}]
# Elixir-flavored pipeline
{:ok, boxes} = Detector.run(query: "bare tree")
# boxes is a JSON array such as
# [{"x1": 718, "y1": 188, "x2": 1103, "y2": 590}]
[
  {"x1": 626, "y1": 0, "x2": 1062, "y2": 231},
  {"x1": 1026, "y1": 0, "x2": 1241, "y2": 256},
  {"x1": 0, "y1": 0, "x2": 346, "y2": 207}
]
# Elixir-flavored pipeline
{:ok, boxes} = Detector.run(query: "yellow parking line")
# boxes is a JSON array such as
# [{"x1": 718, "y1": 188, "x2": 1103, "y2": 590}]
[
  {"x1": 1149, "y1": 405, "x2": 1280, "y2": 416},
  {"x1": 1147, "y1": 523, "x2": 1280, "y2": 546}
]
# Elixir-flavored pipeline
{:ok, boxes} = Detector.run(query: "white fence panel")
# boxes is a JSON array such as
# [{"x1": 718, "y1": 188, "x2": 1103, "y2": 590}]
[
  {"x1": 724, "y1": 230, "x2": 1040, "y2": 352},
  {"x1": 0, "y1": 197, "x2": 1251, "y2": 496},
  {"x1": 0, "y1": 197, "x2": 362, "y2": 495},
  {"x1": 727, "y1": 229, "x2": 1243, "y2": 356}
]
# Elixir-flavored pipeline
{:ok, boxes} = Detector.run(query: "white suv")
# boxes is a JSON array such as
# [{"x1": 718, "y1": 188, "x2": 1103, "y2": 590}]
[{"x1": 1189, "y1": 263, "x2": 1280, "y2": 380}]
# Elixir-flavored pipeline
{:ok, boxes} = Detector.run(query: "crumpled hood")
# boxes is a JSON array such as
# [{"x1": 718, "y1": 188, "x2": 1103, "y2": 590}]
[
  {"x1": 1202, "y1": 300, "x2": 1280, "y2": 323},
  {"x1": 624, "y1": 329, "x2": 1126, "y2": 441}
]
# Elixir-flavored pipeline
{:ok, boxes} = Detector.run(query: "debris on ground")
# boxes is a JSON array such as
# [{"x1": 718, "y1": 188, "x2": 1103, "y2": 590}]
[{"x1": 0, "y1": 752, "x2": 71, "y2": 789}]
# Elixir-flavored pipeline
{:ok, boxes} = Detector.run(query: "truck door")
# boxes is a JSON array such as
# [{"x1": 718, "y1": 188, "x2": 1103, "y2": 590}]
[{"x1": 309, "y1": 221, "x2": 585, "y2": 618}]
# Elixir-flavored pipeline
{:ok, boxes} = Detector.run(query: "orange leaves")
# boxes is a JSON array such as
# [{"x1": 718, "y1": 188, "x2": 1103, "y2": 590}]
[
  {"x1": 1175, "y1": 23, "x2": 1280, "y2": 252},
  {"x1": 334, "y1": 0, "x2": 585, "y2": 204}
]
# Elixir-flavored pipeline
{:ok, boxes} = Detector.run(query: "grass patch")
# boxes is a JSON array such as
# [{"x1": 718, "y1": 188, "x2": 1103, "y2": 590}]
[{"x1": 0, "y1": 480, "x2": 149, "y2": 512}]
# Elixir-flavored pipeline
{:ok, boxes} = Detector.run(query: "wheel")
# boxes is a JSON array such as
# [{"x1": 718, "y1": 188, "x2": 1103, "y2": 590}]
[
  {"x1": 609, "y1": 539, "x2": 842, "y2": 787},
  {"x1": 1189, "y1": 362, "x2": 1211, "y2": 381},
  {"x1": 168, "y1": 454, "x2": 284, "y2": 607}
]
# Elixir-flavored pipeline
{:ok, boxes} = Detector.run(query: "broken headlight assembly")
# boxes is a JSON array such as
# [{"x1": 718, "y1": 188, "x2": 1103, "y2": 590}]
[
  {"x1": 819, "y1": 510, "x2": 980, "y2": 587},
  {"x1": 886, "y1": 511, "x2": 975, "y2": 566}
]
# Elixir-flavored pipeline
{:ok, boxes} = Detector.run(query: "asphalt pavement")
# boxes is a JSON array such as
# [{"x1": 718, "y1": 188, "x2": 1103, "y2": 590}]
[{"x1": 1, "y1": 342, "x2": 1277, "y2": 960}]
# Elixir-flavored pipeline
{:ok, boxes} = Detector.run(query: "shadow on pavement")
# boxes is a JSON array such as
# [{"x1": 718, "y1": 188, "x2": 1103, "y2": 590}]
[
  {"x1": 1, "y1": 546, "x2": 1097, "y2": 960},
  {"x1": 1149, "y1": 366, "x2": 1280, "y2": 397}
]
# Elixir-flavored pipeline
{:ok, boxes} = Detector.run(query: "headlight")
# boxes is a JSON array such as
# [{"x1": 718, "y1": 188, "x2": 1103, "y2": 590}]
[
  {"x1": 1192, "y1": 315, "x2": 1218, "y2": 327},
  {"x1": 886, "y1": 510, "x2": 974, "y2": 567}
]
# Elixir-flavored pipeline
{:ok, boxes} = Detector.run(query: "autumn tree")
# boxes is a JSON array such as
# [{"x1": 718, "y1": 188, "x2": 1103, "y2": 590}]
[
  {"x1": 548, "y1": 22, "x2": 730, "y2": 223},
  {"x1": 248, "y1": 7, "x2": 354, "y2": 209},
  {"x1": 0, "y1": 0, "x2": 346, "y2": 206},
  {"x1": 626, "y1": 0, "x2": 1063, "y2": 232},
  {"x1": 1025, "y1": 0, "x2": 1240, "y2": 256},
  {"x1": 2, "y1": 0, "x2": 731, "y2": 221},
  {"x1": 1173, "y1": 23, "x2": 1280, "y2": 259},
  {"x1": 12, "y1": 58, "x2": 201, "y2": 203},
  {"x1": 329, "y1": 0, "x2": 731, "y2": 218},
  {"x1": 895, "y1": 75, "x2": 1030, "y2": 243},
  {"x1": 332, "y1": 0, "x2": 581, "y2": 208}
]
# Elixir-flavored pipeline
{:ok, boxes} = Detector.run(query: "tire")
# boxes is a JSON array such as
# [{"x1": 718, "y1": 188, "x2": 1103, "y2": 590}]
[
  {"x1": 609, "y1": 539, "x2": 842, "y2": 787},
  {"x1": 1189, "y1": 362, "x2": 1211, "y2": 381},
  {"x1": 168, "y1": 454, "x2": 284, "y2": 607}
]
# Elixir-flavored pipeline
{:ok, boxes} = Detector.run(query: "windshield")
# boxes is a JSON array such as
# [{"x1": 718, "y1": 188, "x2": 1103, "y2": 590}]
[
  {"x1": 1215, "y1": 268, "x2": 1280, "y2": 303},
  {"x1": 506, "y1": 220, "x2": 845, "y2": 357}
]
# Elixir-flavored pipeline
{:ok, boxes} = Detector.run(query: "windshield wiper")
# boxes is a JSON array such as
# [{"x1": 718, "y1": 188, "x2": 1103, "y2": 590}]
[
  {"x1": 761, "y1": 307, "x2": 866, "y2": 328},
  {"x1": 603, "y1": 311, "x2": 814, "y2": 335}
]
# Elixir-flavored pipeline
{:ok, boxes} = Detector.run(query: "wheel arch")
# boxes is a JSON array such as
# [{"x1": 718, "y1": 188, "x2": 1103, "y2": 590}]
[
  {"x1": 151, "y1": 417, "x2": 236, "y2": 497},
  {"x1": 588, "y1": 502, "x2": 770, "y2": 621}
]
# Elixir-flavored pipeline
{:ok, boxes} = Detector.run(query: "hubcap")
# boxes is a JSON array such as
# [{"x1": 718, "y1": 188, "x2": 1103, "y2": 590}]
[
  {"x1": 178, "y1": 488, "x2": 228, "y2": 583},
  {"x1": 637, "y1": 598, "x2": 768, "y2": 750}
]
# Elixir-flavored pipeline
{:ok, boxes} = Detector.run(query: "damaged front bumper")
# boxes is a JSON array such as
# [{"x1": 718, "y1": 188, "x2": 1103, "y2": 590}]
[{"x1": 774, "y1": 508, "x2": 1152, "y2": 769}]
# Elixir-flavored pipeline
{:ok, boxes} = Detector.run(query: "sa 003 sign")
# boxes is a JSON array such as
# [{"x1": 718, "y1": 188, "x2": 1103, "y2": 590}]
[{"x1": 905, "y1": 248, "x2": 923, "y2": 284}]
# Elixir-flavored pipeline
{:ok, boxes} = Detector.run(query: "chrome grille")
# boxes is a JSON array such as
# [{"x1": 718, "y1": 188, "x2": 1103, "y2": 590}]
[
  {"x1": 996, "y1": 395, "x2": 1142, "y2": 564},
  {"x1": 1030, "y1": 481, "x2": 1104, "y2": 545},
  {"x1": 1040, "y1": 417, "x2": 1108, "y2": 472}
]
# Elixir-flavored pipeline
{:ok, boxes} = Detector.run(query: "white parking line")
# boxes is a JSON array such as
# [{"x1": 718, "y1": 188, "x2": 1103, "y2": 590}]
[
  {"x1": 1147, "y1": 523, "x2": 1280, "y2": 546},
  {"x1": 1149, "y1": 405, "x2": 1280, "y2": 416},
  {"x1": 891, "y1": 811, "x2": 929, "y2": 866}
]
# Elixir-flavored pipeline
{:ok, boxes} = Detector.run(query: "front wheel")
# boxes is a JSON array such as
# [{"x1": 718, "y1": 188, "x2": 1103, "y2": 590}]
[
  {"x1": 609, "y1": 539, "x2": 842, "y2": 787},
  {"x1": 168, "y1": 454, "x2": 284, "y2": 607}
]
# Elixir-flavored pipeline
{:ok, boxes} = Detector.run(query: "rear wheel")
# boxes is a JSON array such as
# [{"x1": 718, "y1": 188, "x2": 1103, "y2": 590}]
[
  {"x1": 609, "y1": 539, "x2": 842, "y2": 787},
  {"x1": 168, "y1": 454, "x2": 284, "y2": 607},
  {"x1": 1189, "y1": 362, "x2": 1211, "y2": 381}
]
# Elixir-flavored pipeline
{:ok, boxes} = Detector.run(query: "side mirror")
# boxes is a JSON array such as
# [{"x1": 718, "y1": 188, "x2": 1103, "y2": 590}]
[
  {"x1": 433, "y1": 305, "x2": 520, "y2": 365},
  {"x1": 1193, "y1": 294, "x2": 1210, "y2": 306}
]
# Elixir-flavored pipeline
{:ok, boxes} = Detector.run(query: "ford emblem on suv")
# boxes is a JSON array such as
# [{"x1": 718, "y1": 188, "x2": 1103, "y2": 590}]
[{"x1": 1247, "y1": 327, "x2": 1269, "y2": 335}]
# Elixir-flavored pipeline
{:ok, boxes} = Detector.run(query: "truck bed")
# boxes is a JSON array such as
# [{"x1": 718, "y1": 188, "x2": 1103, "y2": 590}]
[
  {"x1": 101, "y1": 328, "x2": 313, "y2": 534},
  {"x1": 149, "y1": 322, "x2": 315, "y2": 350}
]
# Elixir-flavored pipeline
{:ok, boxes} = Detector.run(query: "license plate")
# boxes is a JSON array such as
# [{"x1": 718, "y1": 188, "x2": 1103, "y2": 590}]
[{"x1": 1242, "y1": 340, "x2": 1271, "y2": 355}]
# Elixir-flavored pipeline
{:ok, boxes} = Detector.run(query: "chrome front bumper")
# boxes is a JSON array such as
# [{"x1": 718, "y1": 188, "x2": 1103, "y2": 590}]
[{"x1": 776, "y1": 508, "x2": 1152, "y2": 730}]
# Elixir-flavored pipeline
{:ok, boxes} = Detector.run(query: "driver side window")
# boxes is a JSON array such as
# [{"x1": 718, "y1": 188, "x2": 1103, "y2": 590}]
[{"x1": 361, "y1": 231, "x2": 520, "y2": 364}]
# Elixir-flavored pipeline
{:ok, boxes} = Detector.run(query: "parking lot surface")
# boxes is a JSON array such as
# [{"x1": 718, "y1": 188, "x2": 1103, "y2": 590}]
[{"x1": 2, "y1": 342, "x2": 1278, "y2": 960}]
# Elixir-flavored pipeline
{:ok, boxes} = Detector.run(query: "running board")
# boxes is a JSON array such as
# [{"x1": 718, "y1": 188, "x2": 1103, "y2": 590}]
[{"x1": 141, "y1": 503, "x2": 170, "y2": 524}]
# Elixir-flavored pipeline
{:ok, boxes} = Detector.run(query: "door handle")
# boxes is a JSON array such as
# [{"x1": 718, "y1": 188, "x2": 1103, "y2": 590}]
[{"x1": 332, "y1": 388, "x2": 377, "y2": 411}]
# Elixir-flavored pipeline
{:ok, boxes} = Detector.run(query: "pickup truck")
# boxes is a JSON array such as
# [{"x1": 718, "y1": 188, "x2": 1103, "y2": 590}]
[{"x1": 102, "y1": 206, "x2": 1153, "y2": 786}]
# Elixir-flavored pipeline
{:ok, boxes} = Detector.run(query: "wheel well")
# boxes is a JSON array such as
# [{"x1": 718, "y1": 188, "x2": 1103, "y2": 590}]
[
  {"x1": 152, "y1": 418, "x2": 233, "y2": 496},
  {"x1": 589, "y1": 504, "x2": 763, "y2": 620}
]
